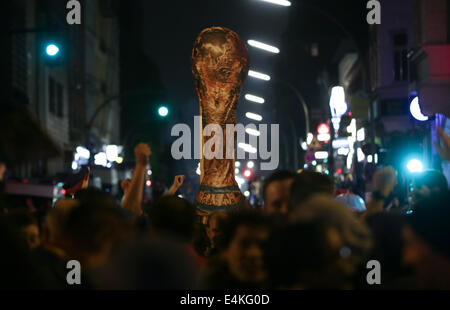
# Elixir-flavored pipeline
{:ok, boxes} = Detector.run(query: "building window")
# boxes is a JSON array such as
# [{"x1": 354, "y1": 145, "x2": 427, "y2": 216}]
[
  {"x1": 49, "y1": 76, "x2": 64, "y2": 117},
  {"x1": 57, "y1": 83, "x2": 63, "y2": 117},
  {"x1": 49, "y1": 77, "x2": 56, "y2": 114},
  {"x1": 393, "y1": 33, "x2": 409, "y2": 81}
]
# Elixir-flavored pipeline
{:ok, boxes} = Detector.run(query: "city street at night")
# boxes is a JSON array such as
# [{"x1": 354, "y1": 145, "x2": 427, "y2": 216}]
[{"x1": 1, "y1": 0, "x2": 450, "y2": 299}]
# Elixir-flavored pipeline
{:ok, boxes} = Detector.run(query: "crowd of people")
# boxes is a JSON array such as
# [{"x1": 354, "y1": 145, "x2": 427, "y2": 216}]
[{"x1": 0, "y1": 128, "x2": 450, "y2": 290}]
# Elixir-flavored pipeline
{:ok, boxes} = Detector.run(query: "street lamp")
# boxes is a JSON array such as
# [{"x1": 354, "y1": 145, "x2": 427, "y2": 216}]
[
  {"x1": 258, "y1": 0, "x2": 292, "y2": 6},
  {"x1": 248, "y1": 70, "x2": 271, "y2": 81},
  {"x1": 245, "y1": 112, "x2": 263, "y2": 121},
  {"x1": 247, "y1": 40, "x2": 280, "y2": 54},
  {"x1": 245, "y1": 94, "x2": 265, "y2": 104}
]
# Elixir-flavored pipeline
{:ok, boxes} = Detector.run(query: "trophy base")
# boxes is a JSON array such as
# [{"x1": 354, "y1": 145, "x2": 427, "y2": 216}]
[{"x1": 194, "y1": 184, "x2": 244, "y2": 213}]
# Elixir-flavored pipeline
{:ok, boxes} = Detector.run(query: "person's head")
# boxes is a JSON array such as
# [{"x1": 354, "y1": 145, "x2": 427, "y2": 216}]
[
  {"x1": 411, "y1": 170, "x2": 448, "y2": 204},
  {"x1": 403, "y1": 191, "x2": 450, "y2": 287},
  {"x1": 291, "y1": 196, "x2": 372, "y2": 280},
  {"x1": 365, "y1": 212, "x2": 407, "y2": 274},
  {"x1": 6, "y1": 210, "x2": 40, "y2": 249},
  {"x1": 41, "y1": 198, "x2": 78, "y2": 252},
  {"x1": 63, "y1": 189, "x2": 130, "y2": 268},
  {"x1": 262, "y1": 170, "x2": 296, "y2": 215},
  {"x1": 265, "y1": 220, "x2": 355, "y2": 289},
  {"x1": 289, "y1": 171, "x2": 334, "y2": 212},
  {"x1": 94, "y1": 238, "x2": 199, "y2": 290},
  {"x1": 147, "y1": 196, "x2": 197, "y2": 243},
  {"x1": 206, "y1": 211, "x2": 228, "y2": 249},
  {"x1": 219, "y1": 210, "x2": 270, "y2": 284}
]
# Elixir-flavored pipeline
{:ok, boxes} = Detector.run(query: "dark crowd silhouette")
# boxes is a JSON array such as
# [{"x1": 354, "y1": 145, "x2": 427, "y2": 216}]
[{"x1": 1, "y1": 129, "x2": 450, "y2": 290}]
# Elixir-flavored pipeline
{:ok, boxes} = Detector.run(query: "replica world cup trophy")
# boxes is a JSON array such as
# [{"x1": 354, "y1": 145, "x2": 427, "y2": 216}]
[{"x1": 192, "y1": 27, "x2": 249, "y2": 214}]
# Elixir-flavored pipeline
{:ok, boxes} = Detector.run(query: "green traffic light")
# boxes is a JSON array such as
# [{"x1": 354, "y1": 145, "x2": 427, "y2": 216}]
[
  {"x1": 45, "y1": 43, "x2": 60, "y2": 57},
  {"x1": 158, "y1": 106, "x2": 169, "y2": 117}
]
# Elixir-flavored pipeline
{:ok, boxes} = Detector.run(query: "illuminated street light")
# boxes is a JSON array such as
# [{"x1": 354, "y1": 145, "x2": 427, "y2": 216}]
[
  {"x1": 259, "y1": 0, "x2": 291, "y2": 6},
  {"x1": 407, "y1": 159, "x2": 423, "y2": 173},
  {"x1": 245, "y1": 112, "x2": 263, "y2": 121},
  {"x1": 247, "y1": 161, "x2": 255, "y2": 169},
  {"x1": 247, "y1": 40, "x2": 280, "y2": 54},
  {"x1": 238, "y1": 143, "x2": 257, "y2": 153},
  {"x1": 246, "y1": 128, "x2": 261, "y2": 136},
  {"x1": 245, "y1": 94, "x2": 265, "y2": 104},
  {"x1": 248, "y1": 70, "x2": 271, "y2": 81},
  {"x1": 315, "y1": 151, "x2": 329, "y2": 160},
  {"x1": 410, "y1": 97, "x2": 428, "y2": 121}
]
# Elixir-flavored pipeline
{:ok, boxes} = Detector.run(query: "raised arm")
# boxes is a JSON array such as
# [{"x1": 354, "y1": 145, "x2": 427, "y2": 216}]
[
  {"x1": 165, "y1": 175, "x2": 185, "y2": 196},
  {"x1": 121, "y1": 143, "x2": 151, "y2": 216}
]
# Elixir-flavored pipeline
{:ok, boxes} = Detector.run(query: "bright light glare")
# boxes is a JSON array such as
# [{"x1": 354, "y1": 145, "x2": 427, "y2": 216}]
[
  {"x1": 248, "y1": 70, "x2": 271, "y2": 81},
  {"x1": 332, "y1": 139, "x2": 349, "y2": 149},
  {"x1": 367, "y1": 155, "x2": 373, "y2": 163},
  {"x1": 235, "y1": 168, "x2": 240, "y2": 174},
  {"x1": 235, "y1": 161, "x2": 241, "y2": 168},
  {"x1": 307, "y1": 133, "x2": 313, "y2": 145},
  {"x1": 246, "y1": 128, "x2": 261, "y2": 136},
  {"x1": 357, "y1": 148, "x2": 365, "y2": 162},
  {"x1": 259, "y1": 0, "x2": 291, "y2": 6},
  {"x1": 94, "y1": 152, "x2": 107, "y2": 167},
  {"x1": 245, "y1": 112, "x2": 263, "y2": 121},
  {"x1": 76, "y1": 146, "x2": 90, "y2": 159},
  {"x1": 244, "y1": 191, "x2": 250, "y2": 197},
  {"x1": 357, "y1": 128, "x2": 365, "y2": 142},
  {"x1": 106, "y1": 145, "x2": 118, "y2": 162},
  {"x1": 317, "y1": 123, "x2": 330, "y2": 134},
  {"x1": 337, "y1": 148, "x2": 350, "y2": 156},
  {"x1": 46, "y1": 44, "x2": 59, "y2": 56},
  {"x1": 329, "y1": 86, "x2": 347, "y2": 117},
  {"x1": 247, "y1": 40, "x2": 280, "y2": 54},
  {"x1": 410, "y1": 97, "x2": 428, "y2": 121},
  {"x1": 315, "y1": 151, "x2": 329, "y2": 160},
  {"x1": 317, "y1": 133, "x2": 331, "y2": 142},
  {"x1": 238, "y1": 143, "x2": 257, "y2": 153},
  {"x1": 247, "y1": 161, "x2": 255, "y2": 169},
  {"x1": 116, "y1": 156, "x2": 124, "y2": 164},
  {"x1": 158, "y1": 106, "x2": 169, "y2": 117},
  {"x1": 71, "y1": 161, "x2": 78, "y2": 170},
  {"x1": 235, "y1": 176, "x2": 245, "y2": 187},
  {"x1": 301, "y1": 142, "x2": 308, "y2": 151},
  {"x1": 245, "y1": 94, "x2": 265, "y2": 104},
  {"x1": 407, "y1": 159, "x2": 423, "y2": 173},
  {"x1": 243, "y1": 169, "x2": 252, "y2": 178}
]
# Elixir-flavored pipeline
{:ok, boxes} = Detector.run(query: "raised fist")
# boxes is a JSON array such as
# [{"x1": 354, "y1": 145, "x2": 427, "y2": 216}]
[{"x1": 134, "y1": 143, "x2": 151, "y2": 166}]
